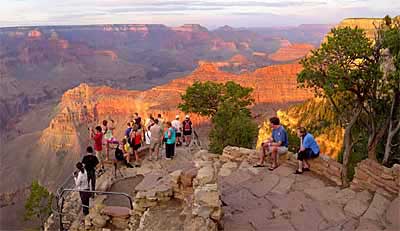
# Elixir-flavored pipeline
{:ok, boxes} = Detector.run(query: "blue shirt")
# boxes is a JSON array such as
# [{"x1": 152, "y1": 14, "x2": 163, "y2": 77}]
[
  {"x1": 272, "y1": 126, "x2": 288, "y2": 147},
  {"x1": 164, "y1": 127, "x2": 176, "y2": 144},
  {"x1": 303, "y1": 133, "x2": 320, "y2": 154},
  {"x1": 124, "y1": 127, "x2": 132, "y2": 138}
]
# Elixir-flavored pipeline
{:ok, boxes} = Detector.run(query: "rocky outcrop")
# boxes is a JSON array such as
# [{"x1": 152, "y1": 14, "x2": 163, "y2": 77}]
[
  {"x1": 268, "y1": 43, "x2": 314, "y2": 62},
  {"x1": 352, "y1": 159, "x2": 400, "y2": 198}
]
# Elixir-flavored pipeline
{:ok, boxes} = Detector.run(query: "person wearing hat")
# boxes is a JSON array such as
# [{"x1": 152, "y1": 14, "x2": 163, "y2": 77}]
[
  {"x1": 182, "y1": 115, "x2": 193, "y2": 146},
  {"x1": 171, "y1": 115, "x2": 182, "y2": 146}
]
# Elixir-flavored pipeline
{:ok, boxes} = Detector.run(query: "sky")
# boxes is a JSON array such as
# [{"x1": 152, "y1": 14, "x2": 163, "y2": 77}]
[{"x1": 0, "y1": 0, "x2": 398, "y2": 28}]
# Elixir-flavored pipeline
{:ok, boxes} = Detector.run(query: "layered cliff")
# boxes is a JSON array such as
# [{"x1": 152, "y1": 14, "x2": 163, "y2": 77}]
[
  {"x1": 40, "y1": 62, "x2": 311, "y2": 152},
  {"x1": 268, "y1": 43, "x2": 314, "y2": 62}
]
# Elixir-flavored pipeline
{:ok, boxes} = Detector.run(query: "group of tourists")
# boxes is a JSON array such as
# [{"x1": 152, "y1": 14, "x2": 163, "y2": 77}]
[
  {"x1": 74, "y1": 114, "x2": 320, "y2": 217},
  {"x1": 254, "y1": 116, "x2": 320, "y2": 174},
  {"x1": 73, "y1": 112, "x2": 194, "y2": 216}
]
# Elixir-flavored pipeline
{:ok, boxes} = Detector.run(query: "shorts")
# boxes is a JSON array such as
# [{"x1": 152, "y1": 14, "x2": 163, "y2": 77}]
[
  {"x1": 150, "y1": 140, "x2": 161, "y2": 151},
  {"x1": 183, "y1": 130, "x2": 192, "y2": 136},
  {"x1": 176, "y1": 132, "x2": 182, "y2": 137},
  {"x1": 95, "y1": 150, "x2": 104, "y2": 161},
  {"x1": 265, "y1": 146, "x2": 288, "y2": 155},
  {"x1": 133, "y1": 143, "x2": 141, "y2": 151},
  {"x1": 297, "y1": 148, "x2": 319, "y2": 161}
]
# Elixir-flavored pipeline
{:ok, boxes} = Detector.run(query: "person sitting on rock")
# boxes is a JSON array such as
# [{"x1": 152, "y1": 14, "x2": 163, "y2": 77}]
[
  {"x1": 254, "y1": 116, "x2": 288, "y2": 170},
  {"x1": 121, "y1": 138, "x2": 134, "y2": 168},
  {"x1": 295, "y1": 127, "x2": 320, "y2": 174}
]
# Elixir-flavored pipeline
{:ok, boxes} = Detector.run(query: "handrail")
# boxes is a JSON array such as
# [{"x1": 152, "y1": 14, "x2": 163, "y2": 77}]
[{"x1": 56, "y1": 188, "x2": 133, "y2": 230}]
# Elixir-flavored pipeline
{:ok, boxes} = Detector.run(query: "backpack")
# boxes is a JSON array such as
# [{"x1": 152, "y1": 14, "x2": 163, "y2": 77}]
[
  {"x1": 115, "y1": 145, "x2": 124, "y2": 161},
  {"x1": 183, "y1": 120, "x2": 192, "y2": 132}
]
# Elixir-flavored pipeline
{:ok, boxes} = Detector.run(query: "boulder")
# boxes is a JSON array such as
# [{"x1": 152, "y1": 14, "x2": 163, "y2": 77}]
[
  {"x1": 385, "y1": 197, "x2": 400, "y2": 228},
  {"x1": 194, "y1": 184, "x2": 220, "y2": 208},
  {"x1": 101, "y1": 206, "x2": 131, "y2": 219},
  {"x1": 91, "y1": 214, "x2": 109, "y2": 228},
  {"x1": 194, "y1": 167, "x2": 215, "y2": 186},
  {"x1": 362, "y1": 193, "x2": 390, "y2": 221},
  {"x1": 181, "y1": 168, "x2": 198, "y2": 187}
]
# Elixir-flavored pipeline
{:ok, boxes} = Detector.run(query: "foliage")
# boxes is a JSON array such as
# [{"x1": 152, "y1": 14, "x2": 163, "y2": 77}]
[
  {"x1": 179, "y1": 81, "x2": 257, "y2": 154},
  {"x1": 24, "y1": 180, "x2": 53, "y2": 229},
  {"x1": 179, "y1": 81, "x2": 254, "y2": 117},
  {"x1": 209, "y1": 103, "x2": 258, "y2": 153}
]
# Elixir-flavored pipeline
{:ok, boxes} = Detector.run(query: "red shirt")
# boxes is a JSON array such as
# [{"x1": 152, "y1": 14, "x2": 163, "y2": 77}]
[{"x1": 93, "y1": 133, "x2": 103, "y2": 151}]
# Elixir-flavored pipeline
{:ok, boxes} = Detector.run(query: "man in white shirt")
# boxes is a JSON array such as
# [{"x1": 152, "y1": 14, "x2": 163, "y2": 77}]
[{"x1": 171, "y1": 115, "x2": 182, "y2": 146}]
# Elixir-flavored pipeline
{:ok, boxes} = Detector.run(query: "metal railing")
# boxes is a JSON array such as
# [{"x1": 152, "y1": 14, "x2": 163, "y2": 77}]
[{"x1": 55, "y1": 188, "x2": 133, "y2": 230}]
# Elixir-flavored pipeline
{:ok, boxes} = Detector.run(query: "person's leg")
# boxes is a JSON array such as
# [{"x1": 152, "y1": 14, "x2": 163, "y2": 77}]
[
  {"x1": 171, "y1": 143, "x2": 175, "y2": 158},
  {"x1": 80, "y1": 191, "x2": 90, "y2": 216},
  {"x1": 154, "y1": 142, "x2": 160, "y2": 160},
  {"x1": 105, "y1": 142, "x2": 109, "y2": 161},
  {"x1": 149, "y1": 142, "x2": 154, "y2": 160},
  {"x1": 166, "y1": 143, "x2": 172, "y2": 159},
  {"x1": 295, "y1": 150, "x2": 306, "y2": 174},
  {"x1": 256, "y1": 144, "x2": 267, "y2": 166},
  {"x1": 270, "y1": 147, "x2": 278, "y2": 169}
]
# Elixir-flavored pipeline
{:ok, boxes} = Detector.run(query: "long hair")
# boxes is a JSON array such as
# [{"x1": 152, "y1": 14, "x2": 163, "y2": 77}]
[{"x1": 76, "y1": 162, "x2": 84, "y2": 173}]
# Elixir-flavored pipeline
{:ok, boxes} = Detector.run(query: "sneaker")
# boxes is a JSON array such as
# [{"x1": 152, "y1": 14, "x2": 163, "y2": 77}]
[
  {"x1": 165, "y1": 157, "x2": 172, "y2": 160},
  {"x1": 126, "y1": 162, "x2": 134, "y2": 168}
]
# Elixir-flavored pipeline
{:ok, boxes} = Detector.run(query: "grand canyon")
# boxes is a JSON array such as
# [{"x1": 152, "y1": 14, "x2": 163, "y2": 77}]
[{"x1": 1, "y1": 11, "x2": 399, "y2": 231}]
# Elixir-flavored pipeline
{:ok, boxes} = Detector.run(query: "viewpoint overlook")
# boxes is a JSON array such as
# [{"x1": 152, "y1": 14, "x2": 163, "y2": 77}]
[{"x1": 0, "y1": 11, "x2": 399, "y2": 231}]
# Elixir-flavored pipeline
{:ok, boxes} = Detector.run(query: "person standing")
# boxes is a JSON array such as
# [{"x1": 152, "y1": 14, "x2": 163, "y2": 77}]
[
  {"x1": 182, "y1": 115, "x2": 193, "y2": 146},
  {"x1": 149, "y1": 119, "x2": 163, "y2": 160},
  {"x1": 157, "y1": 113, "x2": 164, "y2": 131},
  {"x1": 164, "y1": 121, "x2": 176, "y2": 160},
  {"x1": 171, "y1": 115, "x2": 182, "y2": 146},
  {"x1": 91, "y1": 126, "x2": 105, "y2": 173},
  {"x1": 295, "y1": 127, "x2": 320, "y2": 174},
  {"x1": 81, "y1": 146, "x2": 99, "y2": 192},
  {"x1": 124, "y1": 122, "x2": 132, "y2": 139},
  {"x1": 74, "y1": 162, "x2": 90, "y2": 216},
  {"x1": 129, "y1": 125, "x2": 142, "y2": 166}
]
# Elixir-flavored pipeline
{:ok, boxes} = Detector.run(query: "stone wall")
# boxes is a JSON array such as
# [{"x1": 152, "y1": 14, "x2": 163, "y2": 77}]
[
  {"x1": 222, "y1": 146, "x2": 400, "y2": 198},
  {"x1": 351, "y1": 159, "x2": 400, "y2": 198}
]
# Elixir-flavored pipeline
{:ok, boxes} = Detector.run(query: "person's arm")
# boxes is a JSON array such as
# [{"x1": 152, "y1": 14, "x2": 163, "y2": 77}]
[{"x1": 74, "y1": 172, "x2": 82, "y2": 188}]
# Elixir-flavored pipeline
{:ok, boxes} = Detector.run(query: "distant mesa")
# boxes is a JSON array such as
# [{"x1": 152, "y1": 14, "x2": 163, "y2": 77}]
[
  {"x1": 216, "y1": 25, "x2": 235, "y2": 31},
  {"x1": 28, "y1": 29, "x2": 42, "y2": 38},
  {"x1": 328, "y1": 16, "x2": 400, "y2": 41},
  {"x1": 172, "y1": 24, "x2": 208, "y2": 32},
  {"x1": 268, "y1": 43, "x2": 314, "y2": 62}
]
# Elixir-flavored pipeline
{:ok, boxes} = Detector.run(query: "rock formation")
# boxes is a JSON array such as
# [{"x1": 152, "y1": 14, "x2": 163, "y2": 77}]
[{"x1": 268, "y1": 43, "x2": 314, "y2": 62}]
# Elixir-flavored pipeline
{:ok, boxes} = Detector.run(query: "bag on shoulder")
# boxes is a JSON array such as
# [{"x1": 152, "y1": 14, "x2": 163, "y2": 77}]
[
  {"x1": 115, "y1": 145, "x2": 124, "y2": 161},
  {"x1": 183, "y1": 121, "x2": 192, "y2": 132}
]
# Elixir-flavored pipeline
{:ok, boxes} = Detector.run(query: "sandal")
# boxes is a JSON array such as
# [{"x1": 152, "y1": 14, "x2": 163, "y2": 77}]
[
  {"x1": 253, "y1": 164, "x2": 266, "y2": 168},
  {"x1": 268, "y1": 165, "x2": 278, "y2": 171},
  {"x1": 294, "y1": 170, "x2": 303, "y2": 174}
]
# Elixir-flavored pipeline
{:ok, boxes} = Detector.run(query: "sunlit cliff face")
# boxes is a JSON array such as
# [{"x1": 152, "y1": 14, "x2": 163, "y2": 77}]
[{"x1": 41, "y1": 62, "x2": 312, "y2": 152}]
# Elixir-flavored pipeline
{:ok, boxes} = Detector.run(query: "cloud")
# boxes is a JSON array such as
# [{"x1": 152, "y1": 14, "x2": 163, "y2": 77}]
[{"x1": 0, "y1": 0, "x2": 398, "y2": 27}]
